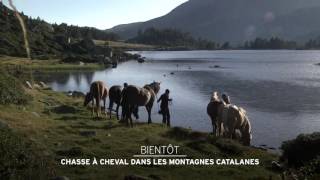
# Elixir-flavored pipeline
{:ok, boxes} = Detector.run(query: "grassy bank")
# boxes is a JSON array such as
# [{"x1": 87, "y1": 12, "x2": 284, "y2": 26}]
[
  {"x1": 0, "y1": 56, "x2": 105, "y2": 72},
  {"x1": 0, "y1": 81, "x2": 282, "y2": 179},
  {"x1": 94, "y1": 40, "x2": 155, "y2": 50}
]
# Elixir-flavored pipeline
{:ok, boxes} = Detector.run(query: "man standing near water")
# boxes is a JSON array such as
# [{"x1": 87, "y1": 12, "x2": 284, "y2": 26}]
[{"x1": 157, "y1": 89, "x2": 172, "y2": 127}]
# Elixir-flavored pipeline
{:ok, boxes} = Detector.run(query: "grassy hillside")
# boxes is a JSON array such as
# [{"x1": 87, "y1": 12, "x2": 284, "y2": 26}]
[{"x1": 0, "y1": 70, "x2": 281, "y2": 179}]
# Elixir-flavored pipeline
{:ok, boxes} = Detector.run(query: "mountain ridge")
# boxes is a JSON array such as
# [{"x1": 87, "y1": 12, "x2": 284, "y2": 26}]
[{"x1": 108, "y1": 0, "x2": 320, "y2": 43}]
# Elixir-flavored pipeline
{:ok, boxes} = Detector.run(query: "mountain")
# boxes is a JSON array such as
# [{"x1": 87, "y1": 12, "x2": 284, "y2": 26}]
[
  {"x1": 108, "y1": 0, "x2": 320, "y2": 43},
  {"x1": 0, "y1": 2, "x2": 118, "y2": 58}
]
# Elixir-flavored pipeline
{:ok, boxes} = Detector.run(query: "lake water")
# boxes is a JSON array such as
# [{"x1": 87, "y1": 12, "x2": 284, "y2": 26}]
[{"x1": 35, "y1": 50, "x2": 320, "y2": 148}]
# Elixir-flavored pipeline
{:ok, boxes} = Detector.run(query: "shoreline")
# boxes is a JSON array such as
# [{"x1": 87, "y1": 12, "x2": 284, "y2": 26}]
[{"x1": 0, "y1": 80, "x2": 280, "y2": 179}]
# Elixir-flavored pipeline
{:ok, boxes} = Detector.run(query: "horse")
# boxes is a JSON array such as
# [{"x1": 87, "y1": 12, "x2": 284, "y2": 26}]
[
  {"x1": 207, "y1": 92, "x2": 225, "y2": 136},
  {"x1": 108, "y1": 85, "x2": 123, "y2": 120},
  {"x1": 220, "y1": 104, "x2": 252, "y2": 146},
  {"x1": 121, "y1": 82, "x2": 161, "y2": 127},
  {"x1": 84, "y1": 81, "x2": 108, "y2": 117},
  {"x1": 207, "y1": 91, "x2": 252, "y2": 146}
]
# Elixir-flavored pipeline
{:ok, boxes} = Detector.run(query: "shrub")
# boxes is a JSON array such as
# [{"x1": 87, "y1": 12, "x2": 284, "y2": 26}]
[
  {"x1": 280, "y1": 132, "x2": 320, "y2": 168},
  {"x1": 298, "y1": 156, "x2": 320, "y2": 178},
  {"x1": 0, "y1": 126, "x2": 51, "y2": 179},
  {"x1": 0, "y1": 69, "x2": 32, "y2": 105}
]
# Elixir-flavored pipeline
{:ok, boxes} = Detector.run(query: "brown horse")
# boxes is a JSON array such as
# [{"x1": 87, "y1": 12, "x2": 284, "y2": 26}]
[
  {"x1": 84, "y1": 81, "x2": 108, "y2": 117},
  {"x1": 121, "y1": 82, "x2": 161, "y2": 127},
  {"x1": 207, "y1": 92, "x2": 225, "y2": 136},
  {"x1": 108, "y1": 85, "x2": 122, "y2": 120}
]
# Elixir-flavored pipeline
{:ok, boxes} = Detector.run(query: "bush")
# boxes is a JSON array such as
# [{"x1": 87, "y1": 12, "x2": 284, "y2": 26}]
[
  {"x1": 0, "y1": 126, "x2": 51, "y2": 179},
  {"x1": 298, "y1": 156, "x2": 320, "y2": 178},
  {"x1": 280, "y1": 132, "x2": 320, "y2": 168},
  {"x1": 0, "y1": 69, "x2": 32, "y2": 105}
]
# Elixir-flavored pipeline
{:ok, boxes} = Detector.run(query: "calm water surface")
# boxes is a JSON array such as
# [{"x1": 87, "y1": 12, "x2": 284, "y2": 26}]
[{"x1": 35, "y1": 50, "x2": 320, "y2": 148}]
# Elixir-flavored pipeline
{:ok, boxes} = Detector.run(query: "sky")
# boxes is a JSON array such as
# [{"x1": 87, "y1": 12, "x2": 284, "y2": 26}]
[{"x1": 2, "y1": 0, "x2": 188, "y2": 29}]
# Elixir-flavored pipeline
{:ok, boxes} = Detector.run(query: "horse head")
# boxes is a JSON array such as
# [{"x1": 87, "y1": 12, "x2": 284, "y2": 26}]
[
  {"x1": 84, "y1": 92, "x2": 93, "y2": 106},
  {"x1": 210, "y1": 91, "x2": 220, "y2": 102},
  {"x1": 146, "y1": 81, "x2": 161, "y2": 94},
  {"x1": 240, "y1": 111, "x2": 252, "y2": 146}
]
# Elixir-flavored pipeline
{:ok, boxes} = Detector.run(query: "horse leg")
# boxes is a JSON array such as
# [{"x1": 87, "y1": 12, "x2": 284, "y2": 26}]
[
  {"x1": 109, "y1": 100, "x2": 113, "y2": 119},
  {"x1": 146, "y1": 106, "x2": 152, "y2": 124},
  {"x1": 129, "y1": 105, "x2": 134, "y2": 128},
  {"x1": 96, "y1": 97, "x2": 100, "y2": 117},
  {"x1": 116, "y1": 104, "x2": 120, "y2": 120},
  {"x1": 133, "y1": 106, "x2": 139, "y2": 119},
  {"x1": 103, "y1": 98, "x2": 106, "y2": 117},
  {"x1": 166, "y1": 108, "x2": 171, "y2": 127},
  {"x1": 91, "y1": 99, "x2": 95, "y2": 116}
]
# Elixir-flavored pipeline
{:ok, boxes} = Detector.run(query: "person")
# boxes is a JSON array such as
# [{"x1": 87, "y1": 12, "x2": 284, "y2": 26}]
[
  {"x1": 157, "y1": 89, "x2": 172, "y2": 127},
  {"x1": 121, "y1": 82, "x2": 129, "y2": 120}
]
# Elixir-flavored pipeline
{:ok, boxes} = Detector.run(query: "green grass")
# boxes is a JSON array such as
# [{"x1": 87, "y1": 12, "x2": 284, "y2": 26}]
[
  {"x1": 0, "y1": 56, "x2": 105, "y2": 72},
  {"x1": 0, "y1": 86, "x2": 281, "y2": 179},
  {"x1": 94, "y1": 40, "x2": 155, "y2": 49}
]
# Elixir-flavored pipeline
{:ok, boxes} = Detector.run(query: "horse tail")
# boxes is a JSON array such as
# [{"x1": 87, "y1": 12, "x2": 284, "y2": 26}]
[{"x1": 97, "y1": 82, "x2": 101, "y2": 108}]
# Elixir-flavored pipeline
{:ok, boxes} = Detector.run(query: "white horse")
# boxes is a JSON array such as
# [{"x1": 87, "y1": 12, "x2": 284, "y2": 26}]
[
  {"x1": 207, "y1": 92, "x2": 225, "y2": 136},
  {"x1": 220, "y1": 104, "x2": 252, "y2": 146}
]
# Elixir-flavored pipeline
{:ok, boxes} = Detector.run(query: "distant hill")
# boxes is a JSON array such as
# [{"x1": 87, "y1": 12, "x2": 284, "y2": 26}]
[
  {"x1": 0, "y1": 2, "x2": 118, "y2": 58},
  {"x1": 127, "y1": 27, "x2": 217, "y2": 50},
  {"x1": 108, "y1": 0, "x2": 320, "y2": 44}
]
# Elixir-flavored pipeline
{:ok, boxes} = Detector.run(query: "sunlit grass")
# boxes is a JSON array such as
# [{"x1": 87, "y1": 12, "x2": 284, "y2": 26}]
[{"x1": 0, "y1": 86, "x2": 281, "y2": 179}]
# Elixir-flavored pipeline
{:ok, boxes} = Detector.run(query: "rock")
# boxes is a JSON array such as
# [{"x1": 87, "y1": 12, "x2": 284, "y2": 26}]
[
  {"x1": 80, "y1": 131, "x2": 96, "y2": 137},
  {"x1": 271, "y1": 161, "x2": 283, "y2": 171},
  {"x1": 39, "y1": 81, "x2": 48, "y2": 88},
  {"x1": 33, "y1": 83, "x2": 41, "y2": 89},
  {"x1": 69, "y1": 91, "x2": 85, "y2": 98},
  {"x1": 0, "y1": 120, "x2": 9, "y2": 129},
  {"x1": 32, "y1": 112, "x2": 40, "y2": 117},
  {"x1": 79, "y1": 61, "x2": 85, "y2": 66},
  {"x1": 124, "y1": 175, "x2": 150, "y2": 180},
  {"x1": 25, "y1": 81, "x2": 33, "y2": 89},
  {"x1": 50, "y1": 176, "x2": 70, "y2": 180},
  {"x1": 170, "y1": 72, "x2": 175, "y2": 75},
  {"x1": 214, "y1": 65, "x2": 221, "y2": 68}
]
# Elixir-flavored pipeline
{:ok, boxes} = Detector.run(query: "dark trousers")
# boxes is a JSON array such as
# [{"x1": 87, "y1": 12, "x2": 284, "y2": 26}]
[{"x1": 161, "y1": 107, "x2": 170, "y2": 127}]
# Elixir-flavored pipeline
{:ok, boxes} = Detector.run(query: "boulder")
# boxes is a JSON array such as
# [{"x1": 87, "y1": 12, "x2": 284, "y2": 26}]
[
  {"x1": 25, "y1": 81, "x2": 33, "y2": 89},
  {"x1": 39, "y1": 81, "x2": 48, "y2": 88},
  {"x1": 32, "y1": 112, "x2": 40, "y2": 117}
]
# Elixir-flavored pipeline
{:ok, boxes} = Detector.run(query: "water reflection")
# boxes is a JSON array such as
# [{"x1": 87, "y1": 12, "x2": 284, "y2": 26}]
[{"x1": 34, "y1": 50, "x2": 320, "y2": 148}]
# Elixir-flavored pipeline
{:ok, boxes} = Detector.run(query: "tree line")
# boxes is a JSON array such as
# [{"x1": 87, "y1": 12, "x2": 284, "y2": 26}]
[
  {"x1": 0, "y1": 2, "x2": 118, "y2": 58},
  {"x1": 128, "y1": 28, "x2": 218, "y2": 50}
]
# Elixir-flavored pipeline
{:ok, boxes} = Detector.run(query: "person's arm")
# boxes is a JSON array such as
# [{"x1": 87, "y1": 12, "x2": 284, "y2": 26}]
[{"x1": 157, "y1": 95, "x2": 163, "y2": 103}]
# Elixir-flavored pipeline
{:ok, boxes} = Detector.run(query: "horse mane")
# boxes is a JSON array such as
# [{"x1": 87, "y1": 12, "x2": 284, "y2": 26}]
[
  {"x1": 238, "y1": 107, "x2": 247, "y2": 114},
  {"x1": 144, "y1": 82, "x2": 160, "y2": 94},
  {"x1": 238, "y1": 109, "x2": 252, "y2": 145}
]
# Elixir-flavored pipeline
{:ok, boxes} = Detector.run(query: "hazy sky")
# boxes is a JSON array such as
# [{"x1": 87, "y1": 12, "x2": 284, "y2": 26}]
[{"x1": 2, "y1": 0, "x2": 188, "y2": 29}]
